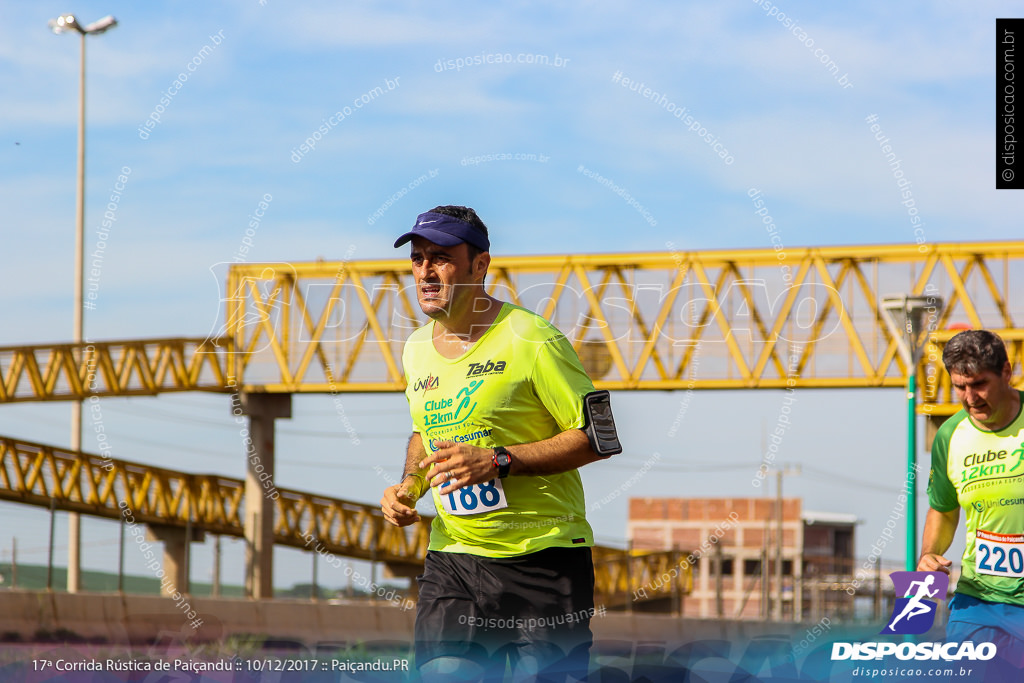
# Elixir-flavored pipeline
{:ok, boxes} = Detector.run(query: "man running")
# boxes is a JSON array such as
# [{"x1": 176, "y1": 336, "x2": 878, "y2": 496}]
[
  {"x1": 380, "y1": 205, "x2": 621, "y2": 682},
  {"x1": 920, "y1": 329, "x2": 1024, "y2": 673}
]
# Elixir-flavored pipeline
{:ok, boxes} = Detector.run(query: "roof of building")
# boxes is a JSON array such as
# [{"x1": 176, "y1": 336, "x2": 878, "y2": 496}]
[{"x1": 802, "y1": 510, "x2": 859, "y2": 526}]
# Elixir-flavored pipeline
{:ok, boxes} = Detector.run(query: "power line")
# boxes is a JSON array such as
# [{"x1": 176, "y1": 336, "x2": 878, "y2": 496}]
[
  {"x1": 3, "y1": 404, "x2": 398, "y2": 446},
  {"x1": 800, "y1": 465, "x2": 904, "y2": 494}
]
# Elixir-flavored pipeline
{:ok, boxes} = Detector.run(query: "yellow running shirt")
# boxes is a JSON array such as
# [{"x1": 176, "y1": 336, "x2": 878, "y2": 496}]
[
  {"x1": 928, "y1": 391, "x2": 1024, "y2": 606},
  {"x1": 402, "y1": 303, "x2": 597, "y2": 557}
]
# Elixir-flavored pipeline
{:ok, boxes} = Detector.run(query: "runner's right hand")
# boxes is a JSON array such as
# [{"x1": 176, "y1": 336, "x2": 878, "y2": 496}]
[
  {"x1": 917, "y1": 553, "x2": 952, "y2": 574},
  {"x1": 381, "y1": 479, "x2": 422, "y2": 527}
]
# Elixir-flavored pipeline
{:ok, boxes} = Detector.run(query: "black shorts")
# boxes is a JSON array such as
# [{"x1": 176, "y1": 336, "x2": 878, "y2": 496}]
[{"x1": 414, "y1": 546, "x2": 595, "y2": 677}]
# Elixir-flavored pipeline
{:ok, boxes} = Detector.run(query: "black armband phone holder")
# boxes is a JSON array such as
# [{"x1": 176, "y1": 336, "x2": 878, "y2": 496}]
[{"x1": 582, "y1": 390, "x2": 622, "y2": 457}]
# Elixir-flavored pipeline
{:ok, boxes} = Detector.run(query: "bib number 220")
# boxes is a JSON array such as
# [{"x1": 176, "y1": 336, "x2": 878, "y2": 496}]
[
  {"x1": 976, "y1": 529, "x2": 1024, "y2": 577},
  {"x1": 440, "y1": 479, "x2": 508, "y2": 516}
]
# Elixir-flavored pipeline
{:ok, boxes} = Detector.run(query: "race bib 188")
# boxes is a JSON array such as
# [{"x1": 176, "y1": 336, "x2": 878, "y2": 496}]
[
  {"x1": 440, "y1": 479, "x2": 508, "y2": 516},
  {"x1": 976, "y1": 529, "x2": 1024, "y2": 577}
]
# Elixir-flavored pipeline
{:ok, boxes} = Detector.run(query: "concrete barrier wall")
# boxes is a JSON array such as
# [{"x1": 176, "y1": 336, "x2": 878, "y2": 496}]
[
  {"x1": 0, "y1": 590, "x2": 846, "y2": 648},
  {"x1": 0, "y1": 591, "x2": 416, "y2": 645}
]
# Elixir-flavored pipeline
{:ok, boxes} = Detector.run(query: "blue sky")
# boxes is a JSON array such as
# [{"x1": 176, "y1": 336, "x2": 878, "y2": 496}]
[{"x1": 1, "y1": 1, "x2": 1018, "y2": 591}]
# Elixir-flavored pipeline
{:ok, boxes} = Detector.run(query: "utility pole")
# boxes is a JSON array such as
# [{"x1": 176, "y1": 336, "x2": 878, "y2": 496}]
[
  {"x1": 714, "y1": 542, "x2": 724, "y2": 618},
  {"x1": 774, "y1": 464, "x2": 801, "y2": 621},
  {"x1": 761, "y1": 522, "x2": 769, "y2": 621}
]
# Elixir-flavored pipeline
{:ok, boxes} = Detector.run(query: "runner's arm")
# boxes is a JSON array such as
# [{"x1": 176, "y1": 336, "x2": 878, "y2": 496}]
[
  {"x1": 420, "y1": 428, "x2": 601, "y2": 491},
  {"x1": 401, "y1": 434, "x2": 429, "y2": 499},
  {"x1": 380, "y1": 434, "x2": 428, "y2": 527},
  {"x1": 504, "y1": 428, "x2": 601, "y2": 476},
  {"x1": 918, "y1": 506, "x2": 959, "y2": 573}
]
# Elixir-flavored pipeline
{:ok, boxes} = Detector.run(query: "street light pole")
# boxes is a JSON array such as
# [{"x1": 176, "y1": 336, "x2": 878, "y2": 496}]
[
  {"x1": 905, "y1": 368, "x2": 917, "y2": 571},
  {"x1": 881, "y1": 294, "x2": 943, "y2": 573},
  {"x1": 69, "y1": 22, "x2": 87, "y2": 598},
  {"x1": 49, "y1": 12, "x2": 118, "y2": 594}
]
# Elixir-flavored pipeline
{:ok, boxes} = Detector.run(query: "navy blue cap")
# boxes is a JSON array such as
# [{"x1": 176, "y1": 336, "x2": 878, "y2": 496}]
[{"x1": 393, "y1": 212, "x2": 490, "y2": 252}]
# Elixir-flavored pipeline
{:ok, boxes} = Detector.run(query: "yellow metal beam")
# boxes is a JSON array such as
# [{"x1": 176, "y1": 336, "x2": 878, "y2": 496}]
[
  {"x1": 1, "y1": 241, "x2": 1023, "y2": 411},
  {"x1": 219, "y1": 241, "x2": 1024, "y2": 412},
  {"x1": 0, "y1": 435, "x2": 426, "y2": 565},
  {"x1": 0, "y1": 338, "x2": 231, "y2": 403},
  {"x1": 592, "y1": 546, "x2": 693, "y2": 608},
  {"x1": 0, "y1": 435, "x2": 686, "y2": 598}
]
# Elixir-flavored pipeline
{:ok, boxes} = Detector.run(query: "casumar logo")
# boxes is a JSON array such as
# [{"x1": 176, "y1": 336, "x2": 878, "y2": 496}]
[
  {"x1": 831, "y1": 571, "x2": 996, "y2": 663},
  {"x1": 413, "y1": 374, "x2": 439, "y2": 393}
]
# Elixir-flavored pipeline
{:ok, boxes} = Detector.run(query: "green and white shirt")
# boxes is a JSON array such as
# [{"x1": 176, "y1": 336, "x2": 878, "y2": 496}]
[
  {"x1": 928, "y1": 391, "x2": 1024, "y2": 606},
  {"x1": 402, "y1": 303, "x2": 597, "y2": 558}
]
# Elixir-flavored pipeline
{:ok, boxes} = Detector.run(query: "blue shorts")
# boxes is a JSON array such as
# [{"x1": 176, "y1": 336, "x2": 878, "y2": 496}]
[{"x1": 946, "y1": 593, "x2": 1024, "y2": 669}]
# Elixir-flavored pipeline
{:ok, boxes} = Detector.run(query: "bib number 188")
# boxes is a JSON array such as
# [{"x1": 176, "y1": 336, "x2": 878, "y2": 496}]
[{"x1": 440, "y1": 479, "x2": 508, "y2": 516}]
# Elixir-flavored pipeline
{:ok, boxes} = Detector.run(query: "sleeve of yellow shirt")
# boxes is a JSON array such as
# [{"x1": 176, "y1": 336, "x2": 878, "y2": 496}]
[
  {"x1": 927, "y1": 414, "x2": 963, "y2": 513},
  {"x1": 529, "y1": 332, "x2": 595, "y2": 432}
]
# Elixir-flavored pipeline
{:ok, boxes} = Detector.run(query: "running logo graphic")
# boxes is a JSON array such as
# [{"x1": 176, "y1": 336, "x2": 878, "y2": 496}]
[
  {"x1": 882, "y1": 571, "x2": 949, "y2": 635},
  {"x1": 1010, "y1": 443, "x2": 1024, "y2": 472}
]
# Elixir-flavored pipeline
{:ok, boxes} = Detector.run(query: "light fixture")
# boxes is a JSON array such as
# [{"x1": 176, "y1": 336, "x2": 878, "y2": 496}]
[{"x1": 48, "y1": 14, "x2": 118, "y2": 35}]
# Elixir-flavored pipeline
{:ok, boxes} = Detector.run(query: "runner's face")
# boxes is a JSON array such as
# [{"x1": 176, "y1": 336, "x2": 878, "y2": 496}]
[
  {"x1": 409, "y1": 236, "x2": 483, "y2": 319},
  {"x1": 950, "y1": 363, "x2": 1016, "y2": 430}
]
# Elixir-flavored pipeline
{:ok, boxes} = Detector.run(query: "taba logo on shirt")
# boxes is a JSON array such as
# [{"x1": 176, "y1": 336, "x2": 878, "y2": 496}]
[
  {"x1": 467, "y1": 359, "x2": 506, "y2": 377},
  {"x1": 413, "y1": 374, "x2": 439, "y2": 392}
]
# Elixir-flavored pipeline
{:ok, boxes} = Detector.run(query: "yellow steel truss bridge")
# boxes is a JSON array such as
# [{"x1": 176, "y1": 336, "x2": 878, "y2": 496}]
[
  {"x1": 2, "y1": 241, "x2": 1021, "y2": 412},
  {"x1": 0, "y1": 435, "x2": 689, "y2": 606},
  {"x1": 1, "y1": 239, "x2": 1022, "y2": 600}
]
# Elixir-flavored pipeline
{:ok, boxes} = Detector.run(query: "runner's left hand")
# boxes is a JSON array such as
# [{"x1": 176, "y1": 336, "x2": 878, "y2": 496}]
[{"x1": 419, "y1": 441, "x2": 498, "y2": 493}]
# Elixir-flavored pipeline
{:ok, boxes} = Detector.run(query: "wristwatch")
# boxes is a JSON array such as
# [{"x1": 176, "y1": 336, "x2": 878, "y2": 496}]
[{"x1": 492, "y1": 447, "x2": 512, "y2": 479}]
